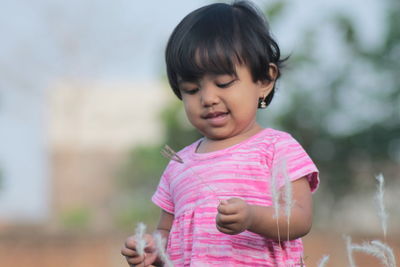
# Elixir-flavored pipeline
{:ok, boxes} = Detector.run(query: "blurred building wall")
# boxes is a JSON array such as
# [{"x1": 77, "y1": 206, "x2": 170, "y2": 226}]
[
  {"x1": 0, "y1": 81, "x2": 171, "y2": 230},
  {"x1": 0, "y1": 88, "x2": 49, "y2": 223},
  {"x1": 48, "y1": 81, "x2": 170, "y2": 230}
]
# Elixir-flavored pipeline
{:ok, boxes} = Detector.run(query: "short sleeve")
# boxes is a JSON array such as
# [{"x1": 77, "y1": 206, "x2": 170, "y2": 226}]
[
  {"x1": 271, "y1": 133, "x2": 319, "y2": 192},
  {"x1": 151, "y1": 168, "x2": 175, "y2": 214}
]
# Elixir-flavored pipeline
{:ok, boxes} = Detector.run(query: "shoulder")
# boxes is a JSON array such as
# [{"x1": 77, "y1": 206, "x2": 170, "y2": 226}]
[
  {"x1": 251, "y1": 128, "x2": 293, "y2": 147},
  {"x1": 247, "y1": 128, "x2": 307, "y2": 161}
]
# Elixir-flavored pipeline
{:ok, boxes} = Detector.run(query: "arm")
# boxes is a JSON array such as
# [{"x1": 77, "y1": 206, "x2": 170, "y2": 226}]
[
  {"x1": 216, "y1": 176, "x2": 312, "y2": 241},
  {"x1": 153, "y1": 210, "x2": 174, "y2": 266},
  {"x1": 121, "y1": 209, "x2": 174, "y2": 267}
]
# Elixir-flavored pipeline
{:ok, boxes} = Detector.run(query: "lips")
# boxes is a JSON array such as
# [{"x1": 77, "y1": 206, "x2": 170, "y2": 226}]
[
  {"x1": 202, "y1": 111, "x2": 229, "y2": 119},
  {"x1": 202, "y1": 111, "x2": 230, "y2": 127}
]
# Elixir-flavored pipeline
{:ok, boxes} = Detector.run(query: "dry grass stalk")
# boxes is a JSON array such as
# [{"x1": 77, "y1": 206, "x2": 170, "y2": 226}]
[
  {"x1": 270, "y1": 158, "x2": 281, "y2": 246},
  {"x1": 342, "y1": 174, "x2": 397, "y2": 267},
  {"x1": 153, "y1": 232, "x2": 174, "y2": 267},
  {"x1": 351, "y1": 241, "x2": 388, "y2": 266},
  {"x1": 375, "y1": 173, "x2": 388, "y2": 239},
  {"x1": 345, "y1": 237, "x2": 396, "y2": 267},
  {"x1": 161, "y1": 145, "x2": 221, "y2": 201},
  {"x1": 345, "y1": 236, "x2": 356, "y2": 267},
  {"x1": 317, "y1": 255, "x2": 330, "y2": 267},
  {"x1": 161, "y1": 145, "x2": 183, "y2": 163},
  {"x1": 371, "y1": 240, "x2": 397, "y2": 267},
  {"x1": 281, "y1": 159, "x2": 293, "y2": 243},
  {"x1": 134, "y1": 222, "x2": 147, "y2": 256}
]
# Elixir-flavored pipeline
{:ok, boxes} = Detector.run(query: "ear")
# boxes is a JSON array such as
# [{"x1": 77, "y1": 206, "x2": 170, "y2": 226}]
[{"x1": 258, "y1": 63, "x2": 278, "y2": 98}]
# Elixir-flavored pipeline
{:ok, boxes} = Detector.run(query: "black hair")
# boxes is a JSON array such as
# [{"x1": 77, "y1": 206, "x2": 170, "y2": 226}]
[{"x1": 165, "y1": 0, "x2": 286, "y2": 107}]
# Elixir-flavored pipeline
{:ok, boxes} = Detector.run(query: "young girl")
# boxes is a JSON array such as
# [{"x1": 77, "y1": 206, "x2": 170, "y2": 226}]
[{"x1": 121, "y1": 1, "x2": 319, "y2": 266}]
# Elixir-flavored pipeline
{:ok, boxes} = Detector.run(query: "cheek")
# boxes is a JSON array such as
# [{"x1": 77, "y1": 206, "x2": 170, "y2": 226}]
[
  {"x1": 230, "y1": 92, "x2": 259, "y2": 111},
  {"x1": 182, "y1": 101, "x2": 198, "y2": 124}
]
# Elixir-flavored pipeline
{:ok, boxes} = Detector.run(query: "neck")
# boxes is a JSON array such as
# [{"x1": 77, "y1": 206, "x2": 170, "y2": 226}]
[{"x1": 197, "y1": 123, "x2": 263, "y2": 153}]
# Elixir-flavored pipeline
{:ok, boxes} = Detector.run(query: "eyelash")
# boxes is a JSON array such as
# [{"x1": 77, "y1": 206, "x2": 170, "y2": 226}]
[
  {"x1": 182, "y1": 79, "x2": 236, "y2": 95},
  {"x1": 216, "y1": 80, "x2": 235, "y2": 88},
  {"x1": 184, "y1": 88, "x2": 199, "y2": 95}
]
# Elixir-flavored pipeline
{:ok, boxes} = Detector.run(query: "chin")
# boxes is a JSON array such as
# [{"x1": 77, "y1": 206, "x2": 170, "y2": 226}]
[{"x1": 203, "y1": 131, "x2": 231, "y2": 141}]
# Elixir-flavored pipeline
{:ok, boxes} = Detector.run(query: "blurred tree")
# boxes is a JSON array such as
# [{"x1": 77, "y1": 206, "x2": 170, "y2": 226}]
[
  {"x1": 262, "y1": 0, "x2": 400, "y2": 196},
  {"x1": 116, "y1": 98, "x2": 200, "y2": 229},
  {"x1": 116, "y1": 0, "x2": 400, "y2": 229},
  {"x1": 118, "y1": 99, "x2": 200, "y2": 191}
]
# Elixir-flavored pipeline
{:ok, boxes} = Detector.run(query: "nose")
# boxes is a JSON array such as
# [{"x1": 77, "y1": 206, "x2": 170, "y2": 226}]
[{"x1": 200, "y1": 84, "x2": 220, "y2": 107}]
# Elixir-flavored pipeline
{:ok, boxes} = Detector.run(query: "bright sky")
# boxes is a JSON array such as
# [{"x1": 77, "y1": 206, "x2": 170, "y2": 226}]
[{"x1": 0, "y1": 0, "x2": 385, "y2": 85}]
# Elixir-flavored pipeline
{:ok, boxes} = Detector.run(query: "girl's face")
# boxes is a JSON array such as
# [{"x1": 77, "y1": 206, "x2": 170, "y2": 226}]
[{"x1": 178, "y1": 64, "x2": 275, "y2": 143}]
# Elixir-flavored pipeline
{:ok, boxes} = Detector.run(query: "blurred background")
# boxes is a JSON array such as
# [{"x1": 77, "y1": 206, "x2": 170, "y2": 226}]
[{"x1": 0, "y1": 0, "x2": 399, "y2": 266}]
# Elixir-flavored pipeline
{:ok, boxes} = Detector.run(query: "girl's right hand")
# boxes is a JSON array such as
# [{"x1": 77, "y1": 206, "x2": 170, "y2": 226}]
[{"x1": 121, "y1": 233, "x2": 158, "y2": 267}]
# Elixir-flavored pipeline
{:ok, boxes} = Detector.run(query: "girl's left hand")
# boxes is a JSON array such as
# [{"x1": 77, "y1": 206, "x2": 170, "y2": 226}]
[{"x1": 216, "y1": 198, "x2": 253, "y2": 235}]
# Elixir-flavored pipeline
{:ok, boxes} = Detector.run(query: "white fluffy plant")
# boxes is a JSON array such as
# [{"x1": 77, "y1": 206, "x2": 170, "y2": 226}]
[
  {"x1": 281, "y1": 159, "x2": 294, "y2": 243},
  {"x1": 270, "y1": 158, "x2": 281, "y2": 245},
  {"x1": 153, "y1": 232, "x2": 174, "y2": 267},
  {"x1": 134, "y1": 222, "x2": 175, "y2": 266},
  {"x1": 346, "y1": 236, "x2": 396, "y2": 267},
  {"x1": 344, "y1": 174, "x2": 397, "y2": 267},
  {"x1": 317, "y1": 255, "x2": 330, "y2": 267},
  {"x1": 270, "y1": 158, "x2": 295, "y2": 251},
  {"x1": 375, "y1": 173, "x2": 388, "y2": 239},
  {"x1": 134, "y1": 222, "x2": 147, "y2": 257}
]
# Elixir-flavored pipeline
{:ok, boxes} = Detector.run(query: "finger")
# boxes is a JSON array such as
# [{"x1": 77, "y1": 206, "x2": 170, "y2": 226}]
[
  {"x1": 216, "y1": 213, "x2": 240, "y2": 229},
  {"x1": 125, "y1": 236, "x2": 137, "y2": 249},
  {"x1": 217, "y1": 213, "x2": 240, "y2": 225},
  {"x1": 121, "y1": 247, "x2": 137, "y2": 257},
  {"x1": 143, "y1": 252, "x2": 158, "y2": 266},
  {"x1": 143, "y1": 235, "x2": 156, "y2": 253},
  {"x1": 216, "y1": 223, "x2": 236, "y2": 235},
  {"x1": 220, "y1": 199, "x2": 228, "y2": 205},
  {"x1": 125, "y1": 254, "x2": 145, "y2": 265},
  {"x1": 218, "y1": 202, "x2": 238, "y2": 215}
]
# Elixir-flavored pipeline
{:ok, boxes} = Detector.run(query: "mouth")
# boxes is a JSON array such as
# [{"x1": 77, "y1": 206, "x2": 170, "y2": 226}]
[
  {"x1": 202, "y1": 111, "x2": 230, "y2": 119},
  {"x1": 201, "y1": 111, "x2": 230, "y2": 127}
]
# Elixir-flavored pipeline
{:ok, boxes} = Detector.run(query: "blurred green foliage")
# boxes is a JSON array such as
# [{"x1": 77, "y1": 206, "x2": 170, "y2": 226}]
[
  {"x1": 264, "y1": 1, "x2": 287, "y2": 22},
  {"x1": 161, "y1": 100, "x2": 202, "y2": 150},
  {"x1": 262, "y1": 0, "x2": 400, "y2": 196},
  {"x1": 60, "y1": 206, "x2": 92, "y2": 230},
  {"x1": 114, "y1": 194, "x2": 160, "y2": 230},
  {"x1": 116, "y1": 100, "x2": 201, "y2": 229},
  {"x1": 116, "y1": 0, "x2": 400, "y2": 227}
]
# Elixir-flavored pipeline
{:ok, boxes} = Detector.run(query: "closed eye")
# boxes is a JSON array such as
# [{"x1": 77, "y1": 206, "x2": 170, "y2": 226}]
[
  {"x1": 216, "y1": 79, "x2": 236, "y2": 88},
  {"x1": 182, "y1": 87, "x2": 199, "y2": 95}
]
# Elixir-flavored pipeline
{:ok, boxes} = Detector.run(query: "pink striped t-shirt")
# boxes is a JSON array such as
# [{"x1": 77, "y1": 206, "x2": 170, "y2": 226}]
[{"x1": 152, "y1": 128, "x2": 319, "y2": 267}]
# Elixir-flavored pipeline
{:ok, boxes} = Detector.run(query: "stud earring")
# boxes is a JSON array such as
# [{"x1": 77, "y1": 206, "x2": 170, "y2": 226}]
[{"x1": 259, "y1": 97, "x2": 267, "y2": 109}]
